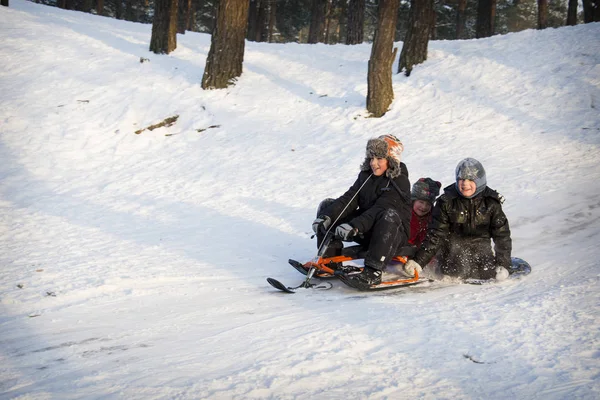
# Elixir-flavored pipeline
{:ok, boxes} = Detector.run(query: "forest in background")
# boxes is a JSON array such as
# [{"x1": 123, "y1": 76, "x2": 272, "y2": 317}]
[{"x1": 21, "y1": 0, "x2": 593, "y2": 42}]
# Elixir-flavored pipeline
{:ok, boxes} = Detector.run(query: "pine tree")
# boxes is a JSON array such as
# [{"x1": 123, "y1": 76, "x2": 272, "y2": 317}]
[
  {"x1": 538, "y1": 0, "x2": 548, "y2": 28},
  {"x1": 583, "y1": 0, "x2": 600, "y2": 22},
  {"x1": 456, "y1": 0, "x2": 467, "y2": 39},
  {"x1": 202, "y1": 0, "x2": 250, "y2": 89},
  {"x1": 398, "y1": 0, "x2": 434, "y2": 76},
  {"x1": 566, "y1": 0, "x2": 578, "y2": 25},
  {"x1": 308, "y1": 0, "x2": 327, "y2": 43},
  {"x1": 346, "y1": 0, "x2": 365, "y2": 44},
  {"x1": 476, "y1": 0, "x2": 496, "y2": 38},
  {"x1": 150, "y1": 0, "x2": 178, "y2": 54},
  {"x1": 367, "y1": 0, "x2": 400, "y2": 117}
]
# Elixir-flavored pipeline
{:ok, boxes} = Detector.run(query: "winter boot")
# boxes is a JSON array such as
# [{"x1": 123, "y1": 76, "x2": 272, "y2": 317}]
[
  {"x1": 324, "y1": 260, "x2": 342, "y2": 271},
  {"x1": 344, "y1": 266, "x2": 382, "y2": 289},
  {"x1": 506, "y1": 257, "x2": 532, "y2": 276}
]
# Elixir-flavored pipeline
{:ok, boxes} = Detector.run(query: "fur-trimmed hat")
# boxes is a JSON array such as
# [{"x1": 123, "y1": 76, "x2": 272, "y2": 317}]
[
  {"x1": 455, "y1": 157, "x2": 487, "y2": 198},
  {"x1": 360, "y1": 134, "x2": 404, "y2": 178},
  {"x1": 411, "y1": 177, "x2": 441, "y2": 203}
]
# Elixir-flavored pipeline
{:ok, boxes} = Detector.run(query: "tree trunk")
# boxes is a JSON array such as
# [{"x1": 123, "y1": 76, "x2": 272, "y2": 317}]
[
  {"x1": 537, "y1": 0, "x2": 548, "y2": 29},
  {"x1": 177, "y1": 0, "x2": 188, "y2": 34},
  {"x1": 188, "y1": 0, "x2": 196, "y2": 31},
  {"x1": 150, "y1": 0, "x2": 179, "y2": 54},
  {"x1": 115, "y1": 0, "x2": 124, "y2": 19},
  {"x1": 126, "y1": 0, "x2": 134, "y2": 21},
  {"x1": 583, "y1": 0, "x2": 600, "y2": 22},
  {"x1": 268, "y1": 0, "x2": 277, "y2": 42},
  {"x1": 456, "y1": 0, "x2": 467, "y2": 39},
  {"x1": 1, "y1": 0, "x2": 8, "y2": 6},
  {"x1": 398, "y1": 0, "x2": 433, "y2": 76},
  {"x1": 324, "y1": 0, "x2": 332, "y2": 44},
  {"x1": 476, "y1": 0, "x2": 496, "y2": 38},
  {"x1": 97, "y1": 0, "x2": 104, "y2": 15},
  {"x1": 430, "y1": 4, "x2": 437, "y2": 40},
  {"x1": 367, "y1": 0, "x2": 399, "y2": 118},
  {"x1": 337, "y1": 0, "x2": 347, "y2": 43},
  {"x1": 247, "y1": 0, "x2": 258, "y2": 40},
  {"x1": 566, "y1": 0, "x2": 577, "y2": 25},
  {"x1": 346, "y1": 0, "x2": 365, "y2": 44},
  {"x1": 81, "y1": 0, "x2": 92, "y2": 12},
  {"x1": 308, "y1": 0, "x2": 327, "y2": 43},
  {"x1": 255, "y1": 0, "x2": 268, "y2": 41},
  {"x1": 202, "y1": 0, "x2": 250, "y2": 89}
]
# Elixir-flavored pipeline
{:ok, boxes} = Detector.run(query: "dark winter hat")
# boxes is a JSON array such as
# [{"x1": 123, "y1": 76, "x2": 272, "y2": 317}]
[
  {"x1": 360, "y1": 134, "x2": 404, "y2": 178},
  {"x1": 455, "y1": 157, "x2": 487, "y2": 198},
  {"x1": 411, "y1": 177, "x2": 442, "y2": 203}
]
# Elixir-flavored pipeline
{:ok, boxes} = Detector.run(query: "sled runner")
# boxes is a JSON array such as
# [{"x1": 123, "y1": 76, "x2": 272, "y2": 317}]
[{"x1": 464, "y1": 257, "x2": 532, "y2": 285}]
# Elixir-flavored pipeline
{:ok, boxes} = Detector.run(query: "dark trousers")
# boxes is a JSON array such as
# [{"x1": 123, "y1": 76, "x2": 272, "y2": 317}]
[
  {"x1": 316, "y1": 199, "x2": 407, "y2": 271},
  {"x1": 438, "y1": 237, "x2": 497, "y2": 280}
]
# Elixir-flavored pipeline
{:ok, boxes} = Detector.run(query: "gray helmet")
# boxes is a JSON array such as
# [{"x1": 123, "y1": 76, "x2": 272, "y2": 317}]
[{"x1": 455, "y1": 158, "x2": 487, "y2": 198}]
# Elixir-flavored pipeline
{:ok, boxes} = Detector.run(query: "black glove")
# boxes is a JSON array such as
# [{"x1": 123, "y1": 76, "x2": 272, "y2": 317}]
[
  {"x1": 312, "y1": 215, "x2": 332, "y2": 235},
  {"x1": 335, "y1": 223, "x2": 358, "y2": 241}
]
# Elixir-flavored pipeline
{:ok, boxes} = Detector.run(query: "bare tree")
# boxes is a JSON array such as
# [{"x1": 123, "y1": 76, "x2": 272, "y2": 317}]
[
  {"x1": 150, "y1": 0, "x2": 178, "y2": 54},
  {"x1": 456, "y1": 0, "x2": 467, "y2": 39},
  {"x1": 367, "y1": 0, "x2": 400, "y2": 118},
  {"x1": 308, "y1": 0, "x2": 327, "y2": 43},
  {"x1": 537, "y1": 0, "x2": 548, "y2": 29},
  {"x1": 346, "y1": 0, "x2": 365, "y2": 44},
  {"x1": 476, "y1": 0, "x2": 496, "y2": 38},
  {"x1": 398, "y1": 0, "x2": 434, "y2": 76},
  {"x1": 566, "y1": 0, "x2": 578, "y2": 25},
  {"x1": 202, "y1": 0, "x2": 250, "y2": 89}
]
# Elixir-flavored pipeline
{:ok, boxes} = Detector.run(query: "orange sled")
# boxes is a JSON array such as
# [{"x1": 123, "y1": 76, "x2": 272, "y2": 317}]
[{"x1": 268, "y1": 244, "x2": 431, "y2": 292}]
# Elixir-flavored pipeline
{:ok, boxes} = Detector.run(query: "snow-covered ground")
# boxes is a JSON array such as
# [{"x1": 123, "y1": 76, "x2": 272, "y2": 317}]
[{"x1": 1, "y1": 1, "x2": 599, "y2": 398}]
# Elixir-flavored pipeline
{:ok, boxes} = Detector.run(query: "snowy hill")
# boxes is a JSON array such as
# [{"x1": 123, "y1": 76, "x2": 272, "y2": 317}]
[{"x1": 1, "y1": 1, "x2": 599, "y2": 398}]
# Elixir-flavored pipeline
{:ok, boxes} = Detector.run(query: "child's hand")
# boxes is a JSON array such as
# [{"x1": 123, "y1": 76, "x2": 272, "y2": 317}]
[
  {"x1": 335, "y1": 224, "x2": 358, "y2": 241},
  {"x1": 403, "y1": 260, "x2": 422, "y2": 277},
  {"x1": 312, "y1": 216, "x2": 331, "y2": 235}
]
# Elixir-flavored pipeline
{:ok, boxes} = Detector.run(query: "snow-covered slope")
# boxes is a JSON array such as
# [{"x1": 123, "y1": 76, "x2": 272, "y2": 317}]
[{"x1": 1, "y1": 1, "x2": 599, "y2": 398}]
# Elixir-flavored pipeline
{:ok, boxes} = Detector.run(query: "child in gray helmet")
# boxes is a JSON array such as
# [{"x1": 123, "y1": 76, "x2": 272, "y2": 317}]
[{"x1": 403, "y1": 158, "x2": 512, "y2": 281}]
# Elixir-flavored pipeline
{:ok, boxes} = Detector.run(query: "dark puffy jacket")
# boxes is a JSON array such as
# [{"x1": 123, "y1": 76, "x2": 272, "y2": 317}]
[
  {"x1": 413, "y1": 184, "x2": 512, "y2": 278},
  {"x1": 322, "y1": 163, "x2": 411, "y2": 239}
]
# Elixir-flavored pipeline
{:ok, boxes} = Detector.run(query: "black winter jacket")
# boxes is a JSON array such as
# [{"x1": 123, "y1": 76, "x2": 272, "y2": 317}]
[
  {"x1": 321, "y1": 163, "x2": 411, "y2": 239},
  {"x1": 413, "y1": 184, "x2": 512, "y2": 277}
]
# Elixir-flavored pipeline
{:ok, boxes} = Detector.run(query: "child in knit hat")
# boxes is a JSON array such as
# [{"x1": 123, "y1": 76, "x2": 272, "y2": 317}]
[
  {"x1": 311, "y1": 134, "x2": 412, "y2": 289},
  {"x1": 403, "y1": 158, "x2": 512, "y2": 281},
  {"x1": 409, "y1": 178, "x2": 442, "y2": 248}
]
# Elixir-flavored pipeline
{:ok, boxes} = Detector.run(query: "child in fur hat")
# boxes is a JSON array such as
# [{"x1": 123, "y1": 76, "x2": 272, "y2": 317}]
[
  {"x1": 403, "y1": 158, "x2": 512, "y2": 281},
  {"x1": 409, "y1": 178, "x2": 442, "y2": 248},
  {"x1": 311, "y1": 134, "x2": 412, "y2": 289}
]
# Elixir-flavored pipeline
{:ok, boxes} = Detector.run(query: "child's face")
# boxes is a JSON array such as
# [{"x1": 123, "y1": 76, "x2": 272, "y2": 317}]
[
  {"x1": 413, "y1": 199, "x2": 432, "y2": 217},
  {"x1": 458, "y1": 179, "x2": 477, "y2": 197},
  {"x1": 370, "y1": 157, "x2": 388, "y2": 176}
]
